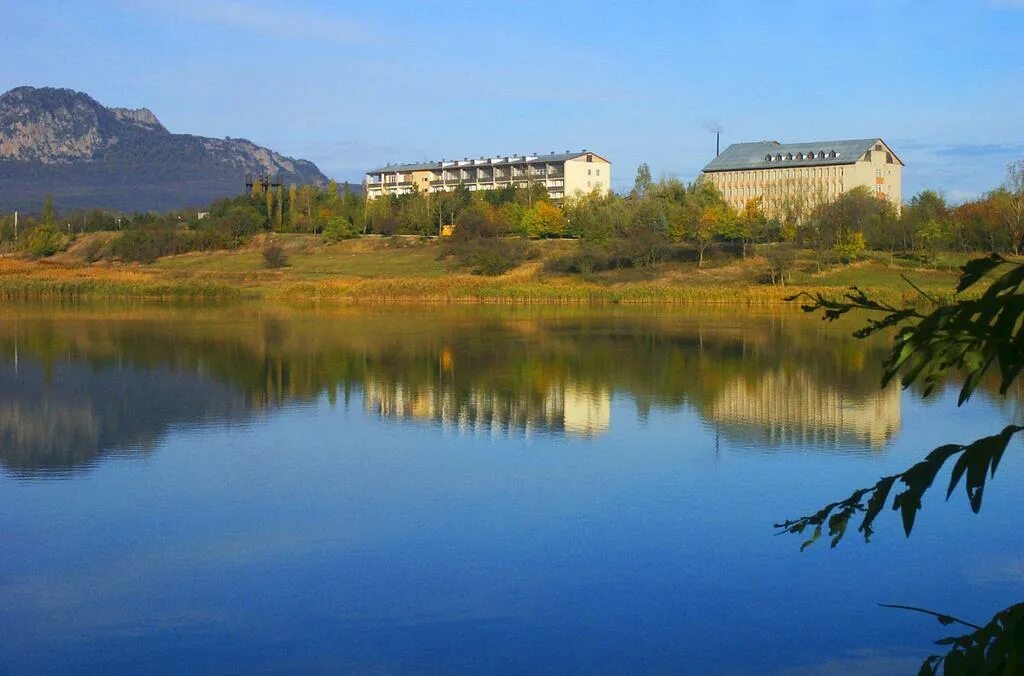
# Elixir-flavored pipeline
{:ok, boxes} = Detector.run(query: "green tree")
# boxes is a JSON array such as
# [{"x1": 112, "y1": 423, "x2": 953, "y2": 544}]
[
  {"x1": 287, "y1": 184, "x2": 298, "y2": 230},
  {"x1": 780, "y1": 254, "x2": 1024, "y2": 674},
  {"x1": 275, "y1": 184, "x2": 284, "y2": 230},
  {"x1": 265, "y1": 188, "x2": 275, "y2": 230},
  {"x1": 41, "y1": 194, "x2": 54, "y2": 227},
  {"x1": 997, "y1": 160, "x2": 1024, "y2": 254},
  {"x1": 632, "y1": 162, "x2": 652, "y2": 199}
]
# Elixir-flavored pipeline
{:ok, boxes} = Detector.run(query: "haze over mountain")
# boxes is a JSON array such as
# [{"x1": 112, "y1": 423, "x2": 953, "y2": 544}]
[{"x1": 0, "y1": 86, "x2": 329, "y2": 213}]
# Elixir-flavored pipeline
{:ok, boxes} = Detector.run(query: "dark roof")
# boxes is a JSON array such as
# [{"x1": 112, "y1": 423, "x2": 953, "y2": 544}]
[
  {"x1": 702, "y1": 138, "x2": 902, "y2": 172},
  {"x1": 366, "y1": 150, "x2": 607, "y2": 174}
]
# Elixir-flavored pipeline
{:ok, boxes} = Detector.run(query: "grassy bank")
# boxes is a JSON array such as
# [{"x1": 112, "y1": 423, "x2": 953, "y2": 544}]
[{"x1": 0, "y1": 234, "x2": 967, "y2": 305}]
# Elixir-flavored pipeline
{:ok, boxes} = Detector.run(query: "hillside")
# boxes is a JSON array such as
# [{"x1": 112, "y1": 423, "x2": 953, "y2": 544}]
[{"x1": 0, "y1": 86, "x2": 329, "y2": 213}]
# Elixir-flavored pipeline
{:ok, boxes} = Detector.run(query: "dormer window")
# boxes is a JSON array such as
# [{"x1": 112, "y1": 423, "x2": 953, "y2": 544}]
[
  {"x1": 818, "y1": 151, "x2": 826, "y2": 159},
  {"x1": 765, "y1": 154, "x2": 773, "y2": 162},
  {"x1": 785, "y1": 153, "x2": 793, "y2": 160},
  {"x1": 775, "y1": 153, "x2": 783, "y2": 161},
  {"x1": 827, "y1": 150, "x2": 837, "y2": 158},
  {"x1": 795, "y1": 152, "x2": 804, "y2": 160}
]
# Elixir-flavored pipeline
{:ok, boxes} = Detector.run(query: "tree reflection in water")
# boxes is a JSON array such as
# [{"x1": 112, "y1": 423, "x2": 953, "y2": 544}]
[{"x1": 0, "y1": 304, "x2": 1008, "y2": 476}]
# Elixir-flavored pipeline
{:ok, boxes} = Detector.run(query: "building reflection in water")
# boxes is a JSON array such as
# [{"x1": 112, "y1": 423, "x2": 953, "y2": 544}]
[
  {"x1": 362, "y1": 377, "x2": 612, "y2": 438},
  {"x1": 706, "y1": 368, "x2": 901, "y2": 449}
]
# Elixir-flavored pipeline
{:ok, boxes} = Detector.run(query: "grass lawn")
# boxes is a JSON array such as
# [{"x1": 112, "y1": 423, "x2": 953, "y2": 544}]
[
  {"x1": 2, "y1": 232, "x2": 981, "y2": 303},
  {"x1": 154, "y1": 235, "x2": 449, "y2": 279}
]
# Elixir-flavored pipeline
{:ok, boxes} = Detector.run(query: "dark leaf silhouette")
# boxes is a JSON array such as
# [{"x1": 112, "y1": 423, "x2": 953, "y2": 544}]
[{"x1": 781, "y1": 255, "x2": 1024, "y2": 674}]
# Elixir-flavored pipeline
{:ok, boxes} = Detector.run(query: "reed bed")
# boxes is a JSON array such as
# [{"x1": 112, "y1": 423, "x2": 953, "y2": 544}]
[{"x1": 0, "y1": 258, "x2": 956, "y2": 306}]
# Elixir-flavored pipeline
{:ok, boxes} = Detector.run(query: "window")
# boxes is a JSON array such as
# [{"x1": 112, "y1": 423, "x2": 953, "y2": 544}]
[
  {"x1": 818, "y1": 151, "x2": 826, "y2": 159},
  {"x1": 775, "y1": 153, "x2": 783, "y2": 161},
  {"x1": 874, "y1": 143, "x2": 883, "y2": 151},
  {"x1": 864, "y1": 150, "x2": 872, "y2": 161},
  {"x1": 765, "y1": 154, "x2": 773, "y2": 162},
  {"x1": 796, "y1": 152, "x2": 804, "y2": 160},
  {"x1": 596, "y1": 169, "x2": 601, "y2": 176},
  {"x1": 876, "y1": 169, "x2": 882, "y2": 178},
  {"x1": 828, "y1": 150, "x2": 837, "y2": 158},
  {"x1": 785, "y1": 153, "x2": 793, "y2": 160},
  {"x1": 586, "y1": 154, "x2": 593, "y2": 162},
  {"x1": 587, "y1": 169, "x2": 591, "y2": 175},
  {"x1": 886, "y1": 152, "x2": 893, "y2": 164}
]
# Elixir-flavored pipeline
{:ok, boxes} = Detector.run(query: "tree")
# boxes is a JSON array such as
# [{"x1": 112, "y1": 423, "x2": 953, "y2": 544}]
[
  {"x1": 902, "y1": 190, "x2": 950, "y2": 257},
  {"x1": 632, "y1": 162, "x2": 652, "y2": 199},
  {"x1": 688, "y1": 205, "x2": 723, "y2": 267},
  {"x1": 997, "y1": 160, "x2": 1024, "y2": 254},
  {"x1": 780, "y1": 254, "x2": 1024, "y2": 674},
  {"x1": 264, "y1": 188, "x2": 275, "y2": 230},
  {"x1": 521, "y1": 201, "x2": 566, "y2": 238},
  {"x1": 41, "y1": 194, "x2": 54, "y2": 227},
  {"x1": 287, "y1": 184, "x2": 298, "y2": 230},
  {"x1": 275, "y1": 184, "x2": 284, "y2": 230}
]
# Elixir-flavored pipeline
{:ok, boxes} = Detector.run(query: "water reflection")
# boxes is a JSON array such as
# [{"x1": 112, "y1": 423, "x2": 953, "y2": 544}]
[
  {"x1": 0, "y1": 305, "x2": 968, "y2": 475},
  {"x1": 706, "y1": 368, "x2": 901, "y2": 450},
  {"x1": 364, "y1": 378, "x2": 611, "y2": 437}
]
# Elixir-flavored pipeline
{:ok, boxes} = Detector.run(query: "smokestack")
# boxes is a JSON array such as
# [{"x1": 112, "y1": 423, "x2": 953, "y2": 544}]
[{"x1": 704, "y1": 121, "x2": 723, "y2": 157}]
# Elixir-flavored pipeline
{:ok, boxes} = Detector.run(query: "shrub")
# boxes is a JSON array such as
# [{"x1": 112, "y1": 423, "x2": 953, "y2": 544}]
[
  {"x1": 80, "y1": 236, "x2": 113, "y2": 263},
  {"x1": 760, "y1": 243, "x2": 798, "y2": 285},
  {"x1": 262, "y1": 244, "x2": 288, "y2": 268},
  {"x1": 323, "y1": 217, "x2": 358, "y2": 243},
  {"x1": 110, "y1": 228, "x2": 185, "y2": 263},
  {"x1": 460, "y1": 238, "x2": 532, "y2": 275},
  {"x1": 25, "y1": 226, "x2": 70, "y2": 258},
  {"x1": 833, "y1": 231, "x2": 867, "y2": 264}
]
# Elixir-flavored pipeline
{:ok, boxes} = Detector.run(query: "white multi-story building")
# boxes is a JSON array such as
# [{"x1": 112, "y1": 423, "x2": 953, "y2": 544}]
[{"x1": 364, "y1": 150, "x2": 611, "y2": 202}]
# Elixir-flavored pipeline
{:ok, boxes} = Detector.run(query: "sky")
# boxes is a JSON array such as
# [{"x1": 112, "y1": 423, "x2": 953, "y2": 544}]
[{"x1": 4, "y1": 0, "x2": 1023, "y2": 202}]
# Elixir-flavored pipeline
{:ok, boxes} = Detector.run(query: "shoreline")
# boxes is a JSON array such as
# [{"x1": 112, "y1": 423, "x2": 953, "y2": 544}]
[
  {"x1": 0, "y1": 268, "x2": 954, "y2": 307},
  {"x1": 0, "y1": 241, "x2": 967, "y2": 305}
]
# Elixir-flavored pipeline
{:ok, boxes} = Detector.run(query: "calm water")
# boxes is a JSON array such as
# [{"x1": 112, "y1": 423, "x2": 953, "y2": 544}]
[{"x1": 0, "y1": 304, "x2": 1021, "y2": 674}]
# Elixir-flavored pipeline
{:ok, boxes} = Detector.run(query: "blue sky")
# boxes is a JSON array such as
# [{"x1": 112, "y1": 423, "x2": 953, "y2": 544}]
[{"x1": 4, "y1": 0, "x2": 1023, "y2": 201}]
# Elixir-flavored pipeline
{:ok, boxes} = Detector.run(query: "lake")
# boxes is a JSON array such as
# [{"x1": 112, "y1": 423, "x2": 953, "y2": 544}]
[{"x1": 0, "y1": 304, "x2": 1021, "y2": 674}]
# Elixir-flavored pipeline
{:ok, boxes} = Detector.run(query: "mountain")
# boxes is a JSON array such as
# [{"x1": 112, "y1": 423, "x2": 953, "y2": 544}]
[{"x1": 0, "y1": 86, "x2": 329, "y2": 213}]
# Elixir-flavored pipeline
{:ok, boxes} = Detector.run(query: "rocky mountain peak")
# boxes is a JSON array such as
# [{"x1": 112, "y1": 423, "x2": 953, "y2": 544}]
[
  {"x1": 0, "y1": 85, "x2": 329, "y2": 212},
  {"x1": 109, "y1": 107, "x2": 166, "y2": 133}
]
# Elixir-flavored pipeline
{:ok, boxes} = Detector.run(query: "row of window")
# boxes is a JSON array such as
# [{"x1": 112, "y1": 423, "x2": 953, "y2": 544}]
[
  {"x1": 721, "y1": 167, "x2": 843, "y2": 185},
  {"x1": 765, "y1": 150, "x2": 838, "y2": 162}
]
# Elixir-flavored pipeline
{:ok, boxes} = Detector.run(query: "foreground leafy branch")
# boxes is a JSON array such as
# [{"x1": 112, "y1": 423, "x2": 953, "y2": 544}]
[
  {"x1": 773, "y1": 425, "x2": 1022, "y2": 549},
  {"x1": 779, "y1": 254, "x2": 1024, "y2": 674},
  {"x1": 918, "y1": 603, "x2": 1024, "y2": 675}
]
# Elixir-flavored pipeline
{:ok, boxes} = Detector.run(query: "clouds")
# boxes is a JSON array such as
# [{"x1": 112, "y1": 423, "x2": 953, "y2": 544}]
[{"x1": 888, "y1": 139, "x2": 1024, "y2": 202}]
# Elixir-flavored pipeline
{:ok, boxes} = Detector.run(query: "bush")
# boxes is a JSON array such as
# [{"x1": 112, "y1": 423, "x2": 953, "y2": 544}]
[
  {"x1": 323, "y1": 217, "x2": 358, "y2": 243},
  {"x1": 760, "y1": 243, "x2": 798, "y2": 285},
  {"x1": 444, "y1": 236, "x2": 532, "y2": 276},
  {"x1": 26, "y1": 227, "x2": 67, "y2": 258},
  {"x1": 111, "y1": 228, "x2": 185, "y2": 263},
  {"x1": 262, "y1": 244, "x2": 288, "y2": 268},
  {"x1": 545, "y1": 242, "x2": 616, "y2": 274},
  {"x1": 80, "y1": 236, "x2": 113, "y2": 263},
  {"x1": 466, "y1": 238, "x2": 532, "y2": 275},
  {"x1": 833, "y1": 231, "x2": 867, "y2": 264},
  {"x1": 25, "y1": 226, "x2": 70, "y2": 258}
]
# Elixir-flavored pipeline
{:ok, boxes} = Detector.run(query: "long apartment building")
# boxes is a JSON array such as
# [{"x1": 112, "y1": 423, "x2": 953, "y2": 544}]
[
  {"x1": 364, "y1": 150, "x2": 611, "y2": 202},
  {"x1": 701, "y1": 138, "x2": 903, "y2": 217}
]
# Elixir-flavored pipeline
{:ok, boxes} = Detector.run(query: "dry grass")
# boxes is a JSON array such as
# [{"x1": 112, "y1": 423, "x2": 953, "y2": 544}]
[{"x1": 0, "y1": 236, "x2": 967, "y2": 305}]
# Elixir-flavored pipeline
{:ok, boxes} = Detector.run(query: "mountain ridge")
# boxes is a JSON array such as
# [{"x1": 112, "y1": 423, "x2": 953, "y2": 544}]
[{"x1": 0, "y1": 86, "x2": 329, "y2": 212}]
